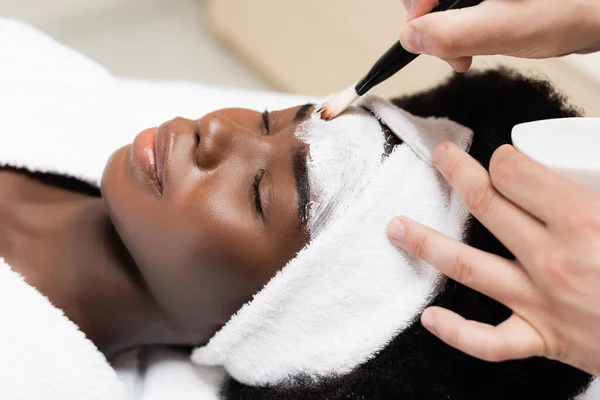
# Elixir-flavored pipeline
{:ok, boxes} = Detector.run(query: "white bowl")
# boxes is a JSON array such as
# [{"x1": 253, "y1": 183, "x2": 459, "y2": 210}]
[{"x1": 511, "y1": 118, "x2": 600, "y2": 190}]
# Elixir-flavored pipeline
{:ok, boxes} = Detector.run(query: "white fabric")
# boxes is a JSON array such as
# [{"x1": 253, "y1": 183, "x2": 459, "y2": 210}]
[
  {"x1": 112, "y1": 348, "x2": 227, "y2": 400},
  {"x1": 143, "y1": 349, "x2": 225, "y2": 400},
  {"x1": 0, "y1": 259, "x2": 129, "y2": 399},
  {"x1": 578, "y1": 378, "x2": 600, "y2": 400},
  {"x1": 112, "y1": 350, "x2": 146, "y2": 399}
]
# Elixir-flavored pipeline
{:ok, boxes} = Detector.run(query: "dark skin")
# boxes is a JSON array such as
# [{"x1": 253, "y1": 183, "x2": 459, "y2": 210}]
[{"x1": 0, "y1": 104, "x2": 314, "y2": 357}]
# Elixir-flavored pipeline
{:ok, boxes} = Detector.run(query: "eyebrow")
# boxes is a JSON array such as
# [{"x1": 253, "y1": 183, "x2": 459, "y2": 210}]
[
  {"x1": 291, "y1": 146, "x2": 310, "y2": 229},
  {"x1": 293, "y1": 103, "x2": 315, "y2": 122}
]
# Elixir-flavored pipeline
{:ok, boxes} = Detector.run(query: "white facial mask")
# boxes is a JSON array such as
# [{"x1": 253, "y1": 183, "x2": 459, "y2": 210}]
[{"x1": 295, "y1": 107, "x2": 386, "y2": 238}]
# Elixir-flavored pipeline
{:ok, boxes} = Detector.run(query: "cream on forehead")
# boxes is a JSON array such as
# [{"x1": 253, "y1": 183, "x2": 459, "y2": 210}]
[{"x1": 295, "y1": 108, "x2": 386, "y2": 238}]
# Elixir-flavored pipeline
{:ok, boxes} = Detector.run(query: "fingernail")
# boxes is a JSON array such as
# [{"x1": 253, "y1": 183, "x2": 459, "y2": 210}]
[
  {"x1": 447, "y1": 59, "x2": 459, "y2": 71},
  {"x1": 388, "y1": 217, "x2": 406, "y2": 242},
  {"x1": 421, "y1": 309, "x2": 437, "y2": 333},
  {"x1": 432, "y1": 143, "x2": 449, "y2": 167},
  {"x1": 404, "y1": 25, "x2": 423, "y2": 53}
]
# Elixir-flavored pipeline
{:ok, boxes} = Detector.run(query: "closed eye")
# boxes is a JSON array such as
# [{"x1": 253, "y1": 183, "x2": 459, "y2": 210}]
[
  {"x1": 253, "y1": 169, "x2": 266, "y2": 217},
  {"x1": 262, "y1": 110, "x2": 270, "y2": 134}
]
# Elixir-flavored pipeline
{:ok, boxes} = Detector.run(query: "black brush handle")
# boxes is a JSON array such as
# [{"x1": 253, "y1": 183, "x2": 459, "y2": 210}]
[{"x1": 355, "y1": 0, "x2": 486, "y2": 96}]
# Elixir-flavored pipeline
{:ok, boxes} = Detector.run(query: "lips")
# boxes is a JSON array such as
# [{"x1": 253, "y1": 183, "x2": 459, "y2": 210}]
[
  {"x1": 132, "y1": 127, "x2": 163, "y2": 194},
  {"x1": 154, "y1": 124, "x2": 167, "y2": 194}
]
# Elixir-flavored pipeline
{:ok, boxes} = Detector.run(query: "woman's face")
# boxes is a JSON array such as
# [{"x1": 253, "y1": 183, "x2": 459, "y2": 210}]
[{"x1": 101, "y1": 104, "x2": 314, "y2": 341}]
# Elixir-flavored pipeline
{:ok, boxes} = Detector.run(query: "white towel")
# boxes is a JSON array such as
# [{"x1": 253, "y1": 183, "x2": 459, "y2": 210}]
[{"x1": 0, "y1": 259, "x2": 129, "y2": 399}]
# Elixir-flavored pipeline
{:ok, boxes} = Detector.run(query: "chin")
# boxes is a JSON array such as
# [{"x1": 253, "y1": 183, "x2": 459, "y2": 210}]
[
  {"x1": 101, "y1": 145, "x2": 131, "y2": 210},
  {"x1": 101, "y1": 144, "x2": 146, "y2": 258},
  {"x1": 101, "y1": 143, "x2": 167, "y2": 282}
]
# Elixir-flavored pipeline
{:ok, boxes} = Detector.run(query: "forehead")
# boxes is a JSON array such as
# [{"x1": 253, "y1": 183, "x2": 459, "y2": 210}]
[
  {"x1": 295, "y1": 106, "x2": 385, "y2": 155},
  {"x1": 294, "y1": 107, "x2": 386, "y2": 237}
]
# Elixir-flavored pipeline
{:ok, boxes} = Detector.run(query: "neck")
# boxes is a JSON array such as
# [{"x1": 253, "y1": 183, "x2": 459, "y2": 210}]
[
  {"x1": 68, "y1": 199, "x2": 144, "y2": 355},
  {"x1": 0, "y1": 170, "x2": 214, "y2": 358},
  {"x1": 53, "y1": 197, "x2": 162, "y2": 356},
  {"x1": 15, "y1": 192, "x2": 172, "y2": 358}
]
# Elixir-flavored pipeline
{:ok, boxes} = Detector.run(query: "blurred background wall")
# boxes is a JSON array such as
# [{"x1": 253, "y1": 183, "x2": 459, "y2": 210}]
[
  {"x1": 205, "y1": 0, "x2": 600, "y2": 115},
  {"x1": 1, "y1": 0, "x2": 599, "y2": 115},
  {"x1": 0, "y1": 0, "x2": 270, "y2": 89}
]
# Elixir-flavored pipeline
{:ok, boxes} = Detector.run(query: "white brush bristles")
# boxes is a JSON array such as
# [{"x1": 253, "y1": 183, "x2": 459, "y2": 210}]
[{"x1": 318, "y1": 84, "x2": 360, "y2": 120}]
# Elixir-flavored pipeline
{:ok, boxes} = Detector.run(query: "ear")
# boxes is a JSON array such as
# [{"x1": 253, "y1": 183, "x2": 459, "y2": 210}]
[{"x1": 390, "y1": 68, "x2": 581, "y2": 170}]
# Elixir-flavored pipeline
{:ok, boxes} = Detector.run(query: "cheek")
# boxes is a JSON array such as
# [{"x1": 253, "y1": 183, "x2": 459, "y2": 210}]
[
  {"x1": 105, "y1": 165, "x2": 275, "y2": 329},
  {"x1": 102, "y1": 144, "x2": 168, "y2": 268},
  {"x1": 158, "y1": 210, "x2": 274, "y2": 331}
]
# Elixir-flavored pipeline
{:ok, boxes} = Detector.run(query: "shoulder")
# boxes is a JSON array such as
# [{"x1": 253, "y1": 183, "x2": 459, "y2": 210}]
[{"x1": 0, "y1": 256, "x2": 127, "y2": 399}]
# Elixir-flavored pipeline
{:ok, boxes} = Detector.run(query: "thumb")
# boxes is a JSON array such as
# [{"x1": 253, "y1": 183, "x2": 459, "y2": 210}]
[{"x1": 400, "y1": 1, "x2": 531, "y2": 59}]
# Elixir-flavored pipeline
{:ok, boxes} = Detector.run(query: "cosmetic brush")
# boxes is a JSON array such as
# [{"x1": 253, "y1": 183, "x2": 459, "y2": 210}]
[{"x1": 318, "y1": 0, "x2": 485, "y2": 120}]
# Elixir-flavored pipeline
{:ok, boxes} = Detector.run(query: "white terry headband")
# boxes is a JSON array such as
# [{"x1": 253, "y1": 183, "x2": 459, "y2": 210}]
[{"x1": 192, "y1": 95, "x2": 473, "y2": 386}]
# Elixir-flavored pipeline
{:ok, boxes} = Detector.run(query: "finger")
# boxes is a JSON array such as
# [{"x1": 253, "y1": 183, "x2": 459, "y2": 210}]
[
  {"x1": 388, "y1": 217, "x2": 534, "y2": 307},
  {"x1": 421, "y1": 308, "x2": 546, "y2": 361},
  {"x1": 489, "y1": 145, "x2": 582, "y2": 224},
  {"x1": 399, "y1": 1, "x2": 537, "y2": 59},
  {"x1": 445, "y1": 56, "x2": 472, "y2": 73},
  {"x1": 405, "y1": 0, "x2": 439, "y2": 21},
  {"x1": 432, "y1": 142, "x2": 548, "y2": 266}
]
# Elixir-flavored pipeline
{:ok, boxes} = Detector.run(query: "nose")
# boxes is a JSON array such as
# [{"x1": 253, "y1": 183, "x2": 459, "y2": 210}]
[{"x1": 195, "y1": 113, "x2": 262, "y2": 170}]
